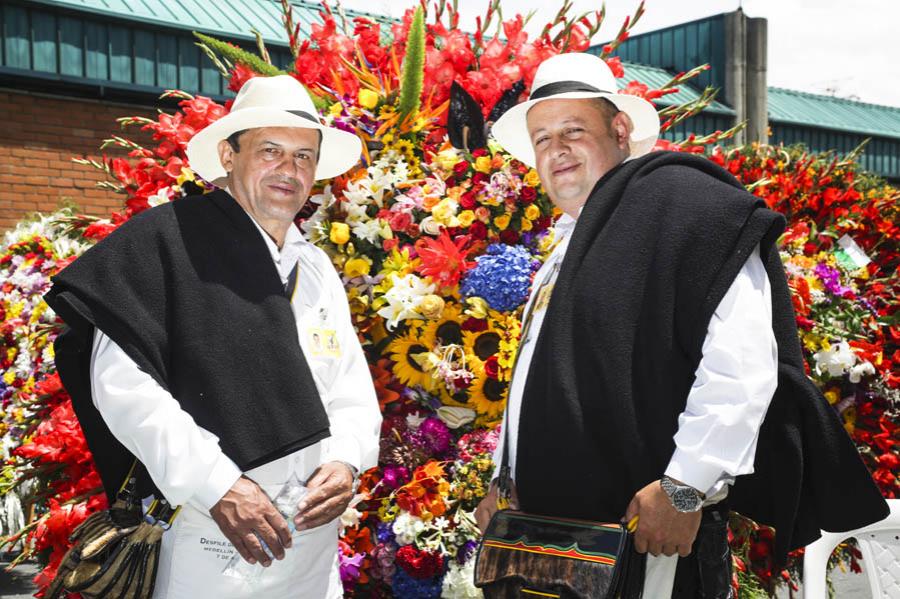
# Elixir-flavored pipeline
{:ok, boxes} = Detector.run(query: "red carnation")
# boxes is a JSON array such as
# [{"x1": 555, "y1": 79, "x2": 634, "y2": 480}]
[{"x1": 395, "y1": 545, "x2": 444, "y2": 579}]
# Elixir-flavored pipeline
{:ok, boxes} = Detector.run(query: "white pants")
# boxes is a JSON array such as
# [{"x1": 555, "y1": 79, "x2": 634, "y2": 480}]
[
  {"x1": 644, "y1": 554, "x2": 679, "y2": 597},
  {"x1": 152, "y1": 443, "x2": 343, "y2": 599}
]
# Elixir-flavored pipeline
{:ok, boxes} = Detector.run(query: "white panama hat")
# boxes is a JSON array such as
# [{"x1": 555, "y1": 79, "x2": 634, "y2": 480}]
[
  {"x1": 186, "y1": 75, "x2": 362, "y2": 182},
  {"x1": 491, "y1": 52, "x2": 660, "y2": 167}
]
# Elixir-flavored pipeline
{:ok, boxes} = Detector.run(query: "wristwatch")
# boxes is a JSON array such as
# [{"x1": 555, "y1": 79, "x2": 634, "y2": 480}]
[{"x1": 660, "y1": 476, "x2": 705, "y2": 513}]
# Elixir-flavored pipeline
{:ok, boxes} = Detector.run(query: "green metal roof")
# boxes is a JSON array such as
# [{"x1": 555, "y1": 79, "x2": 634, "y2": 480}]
[
  {"x1": 26, "y1": 0, "x2": 392, "y2": 43},
  {"x1": 768, "y1": 87, "x2": 900, "y2": 141},
  {"x1": 620, "y1": 62, "x2": 734, "y2": 115}
]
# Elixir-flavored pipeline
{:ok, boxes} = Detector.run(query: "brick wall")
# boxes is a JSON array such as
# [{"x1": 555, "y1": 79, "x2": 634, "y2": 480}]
[{"x1": 0, "y1": 89, "x2": 157, "y2": 231}]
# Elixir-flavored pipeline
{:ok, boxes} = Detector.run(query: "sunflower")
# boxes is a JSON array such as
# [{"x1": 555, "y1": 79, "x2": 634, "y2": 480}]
[
  {"x1": 468, "y1": 368, "x2": 508, "y2": 420},
  {"x1": 386, "y1": 326, "x2": 439, "y2": 392},
  {"x1": 462, "y1": 322, "x2": 503, "y2": 362},
  {"x1": 420, "y1": 302, "x2": 465, "y2": 347}
]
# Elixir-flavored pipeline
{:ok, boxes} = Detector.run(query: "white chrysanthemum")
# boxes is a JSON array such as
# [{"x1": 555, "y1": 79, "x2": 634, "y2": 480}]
[
  {"x1": 392, "y1": 512, "x2": 426, "y2": 545},
  {"x1": 377, "y1": 273, "x2": 435, "y2": 329},
  {"x1": 441, "y1": 560, "x2": 483, "y2": 598},
  {"x1": 814, "y1": 341, "x2": 857, "y2": 378}
]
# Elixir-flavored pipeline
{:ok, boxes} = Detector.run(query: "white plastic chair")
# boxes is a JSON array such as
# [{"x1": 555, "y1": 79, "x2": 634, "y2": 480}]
[{"x1": 803, "y1": 499, "x2": 900, "y2": 598}]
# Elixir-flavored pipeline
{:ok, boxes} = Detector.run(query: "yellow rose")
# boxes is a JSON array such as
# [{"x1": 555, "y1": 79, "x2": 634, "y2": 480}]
[
  {"x1": 474, "y1": 156, "x2": 492, "y2": 173},
  {"x1": 419, "y1": 294, "x2": 446, "y2": 319},
  {"x1": 344, "y1": 256, "x2": 372, "y2": 278},
  {"x1": 521, "y1": 218, "x2": 533, "y2": 232},
  {"x1": 432, "y1": 198, "x2": 458, "y2": 223},
  {"x1": 329, "y1": 222, "x2": 350, "y2": 245},
  {"x1": 493, "y1": 214, "x2": 511, "y2": 231},
  {"x1": 358, "y1": 89, "x2": 379, "y2": 110},
  {"x1": 434, "y1": 149, "x2": 461, "y2": 171},
  {"x1": 524, "y1": 204, "x2": 540, "y2": 221},
  {"x1": 524, "y1": 169, "x2": 541, "y2": 187},
  {"x1": 458, "y1": 210, "x2": 476, "y2": 227}
]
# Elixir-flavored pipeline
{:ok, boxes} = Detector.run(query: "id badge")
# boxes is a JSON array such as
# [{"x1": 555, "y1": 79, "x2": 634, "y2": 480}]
[{"x1": 307, "y1": 327, "x2": 341, "y2": 358}]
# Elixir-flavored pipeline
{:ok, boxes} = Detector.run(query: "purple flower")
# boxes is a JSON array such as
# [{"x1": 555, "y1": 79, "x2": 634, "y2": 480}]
[
  {"x1": 382, "y1": 465, "x2": 411, "y2": 490},
  {"x1": 420, "y1": 417, "x2": 451, "y2": 454},
  {"x1": 814, "y1": 263, "x2": 853, "y2": 297}
]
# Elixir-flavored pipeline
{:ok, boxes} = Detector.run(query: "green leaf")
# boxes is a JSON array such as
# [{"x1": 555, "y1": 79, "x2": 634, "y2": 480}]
[
  {"x1": 193, "y1": 32, "x2": 284, "y2": 77},
  {"x1": 398, "y1": 6, "x2": 425, "y2": 121}
]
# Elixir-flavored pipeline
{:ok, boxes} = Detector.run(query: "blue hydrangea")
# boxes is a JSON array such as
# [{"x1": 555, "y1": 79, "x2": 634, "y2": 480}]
[
  {"x1": 392, "y1": 569, "x2": 443, "y2": 599},
  {"x1": 460, "y1": 243, "x2": 539, "y2": 312}
]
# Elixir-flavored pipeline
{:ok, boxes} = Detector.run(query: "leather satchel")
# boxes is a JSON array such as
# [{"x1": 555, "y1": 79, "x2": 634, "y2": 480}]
[
  {"x1": 45, "y1": 462, "x2": 178, "y2": 599},
  {"x1": 475, "y1": 510, "x2": 645, "y2": 599}
]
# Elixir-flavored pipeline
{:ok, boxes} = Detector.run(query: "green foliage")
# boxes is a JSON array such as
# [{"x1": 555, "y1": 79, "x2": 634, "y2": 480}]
[
  {"x1": 398, "y1": 6, "x2": 425, "y2": 120},
  {"x1": 193, "y1": 32, "x2": 284, "y2": 77}
]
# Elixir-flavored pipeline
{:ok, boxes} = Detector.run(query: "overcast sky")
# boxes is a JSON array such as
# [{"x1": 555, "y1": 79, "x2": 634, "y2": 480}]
[{"x1": 336, "y1": 0, "x2": 898, "y2": 108}]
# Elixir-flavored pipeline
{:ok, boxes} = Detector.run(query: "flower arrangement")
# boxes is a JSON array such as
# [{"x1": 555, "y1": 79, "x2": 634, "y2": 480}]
[{"x1": 0, "y1": 2, "x2": 895, "y2": 598}]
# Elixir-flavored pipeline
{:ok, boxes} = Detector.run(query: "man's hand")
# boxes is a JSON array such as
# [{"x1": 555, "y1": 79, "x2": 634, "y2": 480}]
[
  {"x1": 475, "y1": 479, "x2": 519, "y2": 534},
  {"x1": 293, "y1": 461, "x2": 354, "y2": 531},
  {"x1": 624, "y1": 479, "x2": 701, "y2": 557},
  {"x1": 209, "y1": 476, "x2": 292, "y2": 567}
]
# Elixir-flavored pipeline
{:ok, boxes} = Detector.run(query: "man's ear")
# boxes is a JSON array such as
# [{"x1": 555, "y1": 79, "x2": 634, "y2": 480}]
[
  {"x1": 218, "y1": 138, "x2": 234, "y2": 174},
  {"x1": 612, "y1": 112, "x2": 634, "y2": 150}
]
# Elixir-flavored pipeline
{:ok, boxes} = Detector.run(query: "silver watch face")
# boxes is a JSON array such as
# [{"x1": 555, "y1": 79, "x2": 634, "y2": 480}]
[
  {"x1": 661, "y1": 477, "x2": 703, "y2": 512},
  {"x1": 672, "y1": 487, "x2": 703, "y2": 512}
]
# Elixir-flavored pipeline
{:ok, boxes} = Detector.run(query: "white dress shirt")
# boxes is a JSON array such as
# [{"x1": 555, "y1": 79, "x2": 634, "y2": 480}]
[
  {"x1": 493, "y1": 211, "x2": 779, "y2": 498},
  {"x1": 89, "y1": 210, "x2": 382, "y2": 512}
]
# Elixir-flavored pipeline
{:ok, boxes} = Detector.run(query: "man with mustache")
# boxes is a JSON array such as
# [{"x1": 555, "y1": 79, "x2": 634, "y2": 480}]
[{"x1": 46, "y1": 76, "x2": 381, "y2": 597}]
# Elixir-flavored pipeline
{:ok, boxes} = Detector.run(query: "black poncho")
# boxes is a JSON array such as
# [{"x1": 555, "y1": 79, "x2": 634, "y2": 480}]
[
  {"x1": 45, "y1": 190, "x2": 330, "y2": 502},
  {"x1": 515, "y1": 151, "x2": 887, "y2": 563}
]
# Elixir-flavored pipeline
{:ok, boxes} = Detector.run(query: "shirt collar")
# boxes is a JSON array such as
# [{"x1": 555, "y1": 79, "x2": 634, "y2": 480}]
[{"x1": 225, "y1": 187, "x2": 306, "y2": 264}]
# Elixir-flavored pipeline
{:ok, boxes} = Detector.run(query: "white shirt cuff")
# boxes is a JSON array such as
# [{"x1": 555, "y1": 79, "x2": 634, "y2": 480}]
[
  {"x1": 664, "y1": 450, "x2": 724, "y2": 497},
  {"x1": 320, "y1": 436, "x2": 362, "y2": 473},
  {"x1": 192, "y1": 453, "x2": 242, "y2": 512}
]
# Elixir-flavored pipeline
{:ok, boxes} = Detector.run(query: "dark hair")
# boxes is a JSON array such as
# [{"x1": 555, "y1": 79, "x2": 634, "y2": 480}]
[
  {"x1": 225, "y1": 129, "x2": 324, "y2": 156},
  {"x1": 226, "y1": 129, "x2": 248, "y2": 152},
  {"x1": 591, "y1": 97, "x2": 621, "y2": 123}
]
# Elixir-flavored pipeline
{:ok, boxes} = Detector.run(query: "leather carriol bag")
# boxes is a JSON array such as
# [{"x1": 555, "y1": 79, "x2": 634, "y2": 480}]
[
  {"x1": 474, "y1": 418, "x2": 645, "y2": 599},
  {"x1": 45, "y1": 461, "x2": 179, "y2": 599},
  {"x1": 475, "y1": 509, "x2": 646, "y2": 599}
]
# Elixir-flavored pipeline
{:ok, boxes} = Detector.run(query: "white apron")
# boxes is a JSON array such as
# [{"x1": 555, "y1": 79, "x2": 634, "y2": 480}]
[{"x1": 152, "y1": 442, "x2": 344, "y2": 599}]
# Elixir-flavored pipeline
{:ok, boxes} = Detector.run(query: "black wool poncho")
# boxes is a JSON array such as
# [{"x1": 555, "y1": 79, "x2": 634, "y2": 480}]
[
  {"x1": 45, "y1": 190, "x2": 330, "y2": 502},
  {"x1": 514, "y1": 151, "x2": 887, "y2": 564}
]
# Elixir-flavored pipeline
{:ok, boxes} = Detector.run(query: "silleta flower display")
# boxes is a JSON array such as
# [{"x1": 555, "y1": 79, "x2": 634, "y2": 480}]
[{"x1": 0, "y1": 1, "x2": 896, "y2": 597}]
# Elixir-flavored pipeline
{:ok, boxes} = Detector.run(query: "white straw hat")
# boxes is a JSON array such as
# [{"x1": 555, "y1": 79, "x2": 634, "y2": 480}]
[
  {"x1": 186, "y1": 75, "x2": 362, "y2": 182},
  {"x1": 491, "y1": 53, "x2": 660, "y2": 167}
]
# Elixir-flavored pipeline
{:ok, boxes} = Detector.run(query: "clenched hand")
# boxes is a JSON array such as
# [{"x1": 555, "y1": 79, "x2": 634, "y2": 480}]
[
  {"x1": 294, "y1": 461, "x2": 355, "y2": 531},
  {"x1": 210, "y1": 476, "x2": 292, "y2": 566},
  {"x1": 624, "y1": 479, "x2": 701, "y2": 557}
]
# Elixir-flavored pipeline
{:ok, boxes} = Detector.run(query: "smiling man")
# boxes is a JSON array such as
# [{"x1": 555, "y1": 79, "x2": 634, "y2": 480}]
[
  {"x1": 475, "y1": 53, "x2": 887, "y2": 598},
  {"x1": 45, "y1": 76, "x2": 382, "y2": 598}
]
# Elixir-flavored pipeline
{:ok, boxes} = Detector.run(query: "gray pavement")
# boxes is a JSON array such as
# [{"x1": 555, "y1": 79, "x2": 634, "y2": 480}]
[{"x1": 0, "y1": 556, "x2": 39, "y2": 599}]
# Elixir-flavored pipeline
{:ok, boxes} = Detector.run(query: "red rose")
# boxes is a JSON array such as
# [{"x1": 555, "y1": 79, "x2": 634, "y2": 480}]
[
  {"x1": 389, "y1": 211, "x2": 412, "y2": 232},
  {"x1": 520, "y1": 186, "x2": 536, "y2": 204},
  {"x1": 453, "y1": 160, "x2": 470, "y2": 176},
  {"x1": 462, "y1": 317, "x2": 489, "y2": 332},
  {"x1": 534, "y1": 216, "x2": 552, "y2": 231},
  {"x1": 472, "y1": 172, "x2": 488, "y2": 186},
  {"x1": 500, "y1": 229, "x2": 519, "y2": 245},
  {"x1": 469, "y1": 221, "x2": 488, "y2": 240},
  {"x1": 459, "y1": 191, "x2": 477, "y2": 210},
  {"x1": 484, "y1": 355, "x2": 500, "y2": 379}
]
